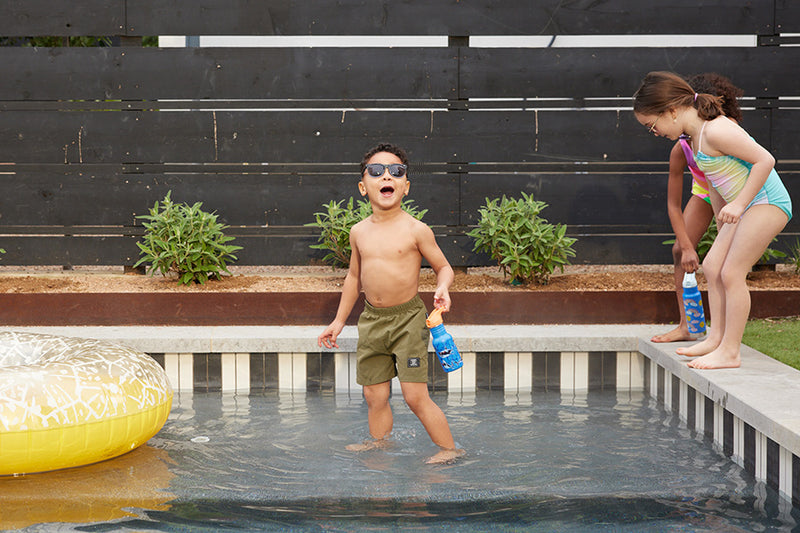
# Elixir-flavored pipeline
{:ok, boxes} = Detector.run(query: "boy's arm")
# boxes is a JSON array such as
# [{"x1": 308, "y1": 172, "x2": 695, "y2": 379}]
[
  {"x1": 318, "y1": 230, "x2": 362, "y2": 349},
  {"x1": 416, "y1": 222, "x2": 454, "y2": 311}
]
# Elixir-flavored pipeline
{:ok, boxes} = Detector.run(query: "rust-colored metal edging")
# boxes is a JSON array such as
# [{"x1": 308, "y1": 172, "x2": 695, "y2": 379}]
[{"x1": 2, "y1": 290, "x2": 795, "y2": 327}]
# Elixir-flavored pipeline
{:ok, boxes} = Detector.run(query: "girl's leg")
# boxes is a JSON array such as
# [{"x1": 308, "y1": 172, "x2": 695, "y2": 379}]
[
  {"x1": 676, "y1": 219, "x2": 736, "y2": 357},
  {"x1": 689, "y1": 205, "x2": 789, "y2": 369},
  {"x1": 652, "y1": 196, "x2": 714, "y2": 342}
]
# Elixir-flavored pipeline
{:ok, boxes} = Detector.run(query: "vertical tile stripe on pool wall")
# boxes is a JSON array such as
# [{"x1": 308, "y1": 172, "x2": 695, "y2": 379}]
[
  {"x1": 744, "y1": 423, "x2": 756, "y2": 476},
  {"x1": 724, "y1": 409, "x2": 734, "y2": 458},
  {"x1": 793, "y1": 453, "x2": 799, "y2": 507}
]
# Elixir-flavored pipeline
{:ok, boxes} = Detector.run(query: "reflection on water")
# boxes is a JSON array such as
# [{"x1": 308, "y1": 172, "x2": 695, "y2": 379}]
[
  {"x1": 0, "y1": 445, "x2": 174, "y2": 530},
  {"x1": 4, "y1": 390, "x2": 799, "y2": 532}
]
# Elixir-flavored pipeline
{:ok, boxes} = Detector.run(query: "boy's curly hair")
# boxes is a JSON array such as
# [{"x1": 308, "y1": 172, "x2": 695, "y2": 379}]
[{"x1": 360, "y1": 143, "x2": 409, "y2": 176}]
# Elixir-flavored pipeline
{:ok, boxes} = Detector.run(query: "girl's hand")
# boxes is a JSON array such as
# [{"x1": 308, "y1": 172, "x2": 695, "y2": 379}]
[
  {"x1": 717, "y1": 202, "x2": 745, "y2": 225},
  {"x1": 680, "y1": 248, "x2": 700, "y2": 273}
]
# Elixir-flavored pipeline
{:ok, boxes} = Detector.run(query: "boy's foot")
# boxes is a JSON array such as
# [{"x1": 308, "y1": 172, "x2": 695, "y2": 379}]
[
  {"x1": 346, "y1": 439, "x2": 390, "y2": 452},
  {"x1": 425, "y1": 448, "x2": 465, "y2": 465},
  {"x1": 687, "y1": 349, "x2": 741, "y2": 369},
  {"x1": 651, "y1": 327, "x2": 694, "y2": 343}
]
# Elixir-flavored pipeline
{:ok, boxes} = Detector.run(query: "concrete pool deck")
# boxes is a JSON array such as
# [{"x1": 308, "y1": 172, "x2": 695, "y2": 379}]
[{"x1": 4, "y1": 324, "x2": 800, "y2": 507}]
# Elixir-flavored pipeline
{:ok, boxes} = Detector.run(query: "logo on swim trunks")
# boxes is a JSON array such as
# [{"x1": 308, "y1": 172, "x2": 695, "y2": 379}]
[{"x1": 407, "y1": 357, "x2": 421, "y2": 368}]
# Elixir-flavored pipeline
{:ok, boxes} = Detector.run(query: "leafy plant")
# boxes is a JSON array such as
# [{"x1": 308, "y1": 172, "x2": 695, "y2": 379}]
[
  {"x1": 306, "y1": 197, "x2": 428, "y2": 269},
  {"x1": 787, "y1": 238, "x2": 800, "y2": 275},
  {"x1": 133, "y1": 191, "x2": 242, "y2": 285},
  {"x1": 663, "y1": 219, "x2": 786, "y2": 264},
  {"x1": 467, "y1": 192, "x2": 577, "y2": 285}
]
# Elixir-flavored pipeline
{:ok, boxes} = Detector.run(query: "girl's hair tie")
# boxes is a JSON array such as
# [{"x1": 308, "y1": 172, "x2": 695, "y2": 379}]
[{"x1": 693, "y1": 93, "x2": 699, "y2": 102}]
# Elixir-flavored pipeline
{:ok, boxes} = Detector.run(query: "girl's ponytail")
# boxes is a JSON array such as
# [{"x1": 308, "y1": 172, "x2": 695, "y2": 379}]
[{"x1": 693, "y1": 92, "x2": 724, "y2": 121}]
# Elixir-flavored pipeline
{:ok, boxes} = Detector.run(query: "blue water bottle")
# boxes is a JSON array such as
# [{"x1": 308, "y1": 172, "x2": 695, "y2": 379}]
[
  {"x1": 426, "y1": 307, "x2": 463, "y2": 372},
  {"x1": 682, "y1": 272, "x2": 707, "y2": 336}
]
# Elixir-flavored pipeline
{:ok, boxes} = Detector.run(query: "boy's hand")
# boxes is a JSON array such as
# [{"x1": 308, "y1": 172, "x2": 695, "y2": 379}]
[
  {"x1": 433, "y1": 286, "x2": 451, "y2": 312},
  {"x1": 318, "y1": 321, "x2": 344, "y2": 349}
]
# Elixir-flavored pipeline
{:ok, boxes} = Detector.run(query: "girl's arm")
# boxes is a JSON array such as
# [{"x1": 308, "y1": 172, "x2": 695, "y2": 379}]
[
  {"x1": 665, "y1": 142, "x2": 696, "y2": 267},
  {"x1": 704, "y1": 118, "x2": 775, "y2": 224},
  {"x1": 708, "y1": 186, "x2": 726, "y2": 227}
]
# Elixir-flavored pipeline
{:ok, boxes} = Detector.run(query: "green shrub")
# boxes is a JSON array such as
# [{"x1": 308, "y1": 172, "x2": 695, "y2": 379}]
[
  {"x1": 787, "y1": 238, "x2": 800, "y2": 275},
  {"x1": 133, "y1": 191, "x2": 242, "y2": 285},
  {"x1": 663, "y1": 219, "x2": 785, "y2": 264},
  {"x1": 306, "y1": 197, "x2": 428, "y2": 269},
  {"x1": 467, "y1": 192, "x2": 577, "y2": 285}
]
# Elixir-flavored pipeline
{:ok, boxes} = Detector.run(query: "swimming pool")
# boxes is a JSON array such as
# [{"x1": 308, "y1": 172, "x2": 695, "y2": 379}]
[{"x1": 4, "y1": 389, "x2": 797, "y2": 531}]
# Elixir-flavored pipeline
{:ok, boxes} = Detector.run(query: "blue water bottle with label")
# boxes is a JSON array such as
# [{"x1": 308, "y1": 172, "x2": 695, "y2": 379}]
[
  {"x1": 426, "y1": 307, "x2": 463, "y2": 372},
  {"x1": 682, "y1": 272, "x2": 707, "y2": 336}
]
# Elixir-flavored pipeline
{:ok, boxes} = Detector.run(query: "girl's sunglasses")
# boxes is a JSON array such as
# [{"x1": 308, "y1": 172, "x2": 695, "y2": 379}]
[{"x1": 365, "y1": 163, "x2": 407, "y2": 178}]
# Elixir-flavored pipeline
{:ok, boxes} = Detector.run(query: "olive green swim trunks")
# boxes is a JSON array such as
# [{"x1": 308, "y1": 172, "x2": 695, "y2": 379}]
[{"x1": 356, "y1": 294, "x2": 430, "y2": 386}]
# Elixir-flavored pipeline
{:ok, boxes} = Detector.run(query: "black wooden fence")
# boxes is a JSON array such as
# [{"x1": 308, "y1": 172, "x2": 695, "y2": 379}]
[{"x1": 0, "y1": 1, "x2": 798, "y2": 267}]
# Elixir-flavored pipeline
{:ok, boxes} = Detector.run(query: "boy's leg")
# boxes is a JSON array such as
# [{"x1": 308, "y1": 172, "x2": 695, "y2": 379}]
[
  {"x1": 346, "y1": 381, "x2": 393, "y2": 451},
  {"x1": 399, "y1": 381, "x2": 464, "y2": 463},
  {"x1": 363, "y1": 381, "x2": 393, "y2": 440}
]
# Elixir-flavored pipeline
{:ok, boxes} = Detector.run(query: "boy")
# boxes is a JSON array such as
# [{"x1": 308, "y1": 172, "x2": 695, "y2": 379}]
[{"x1": 317, "y1": 143, "x2": 464, "y2": 464}]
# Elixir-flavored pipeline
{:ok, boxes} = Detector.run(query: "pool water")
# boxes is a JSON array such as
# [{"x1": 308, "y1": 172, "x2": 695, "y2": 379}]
[{"x1": 4, "y1": 390, "x2": 799, "y2": 532}]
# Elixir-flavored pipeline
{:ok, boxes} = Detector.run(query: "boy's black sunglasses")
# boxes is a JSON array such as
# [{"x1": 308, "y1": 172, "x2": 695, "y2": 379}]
[{"x1": 365, "y1": 163, "x2": 407, "y2": 178}]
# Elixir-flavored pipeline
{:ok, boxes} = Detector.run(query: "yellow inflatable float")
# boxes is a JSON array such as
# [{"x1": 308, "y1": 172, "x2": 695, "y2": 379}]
[{"x1": 0, "y1": 331, "x2": 173, "y2": 475}]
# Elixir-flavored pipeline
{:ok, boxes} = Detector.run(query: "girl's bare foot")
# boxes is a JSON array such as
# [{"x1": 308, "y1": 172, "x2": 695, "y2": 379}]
[
  {"x1": 346, "y1": 438, "x2": 390, "y2": 452},
  {"x1": 651, "y1": 326, "x2": 694, "y2": 343},
  {"x1": 676, "y1": 337, "x2": 719, "y2": 357},
  {"x1": 687, "y1": 349, "x2": 741, "y2": 369},
  {"x1": 425, "y1": 448, "x2": 465, "y2": 465}
]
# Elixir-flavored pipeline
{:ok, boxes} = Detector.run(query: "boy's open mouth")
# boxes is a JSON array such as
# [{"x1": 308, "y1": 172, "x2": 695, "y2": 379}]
[{"x1": 380, "y1": 185, "x2": 395, "y2": 196}]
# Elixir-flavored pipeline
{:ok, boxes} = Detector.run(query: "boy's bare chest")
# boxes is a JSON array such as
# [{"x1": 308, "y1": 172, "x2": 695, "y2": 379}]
[{"x1": 358, "y1": 227, "x2": 418, "y2": 259}]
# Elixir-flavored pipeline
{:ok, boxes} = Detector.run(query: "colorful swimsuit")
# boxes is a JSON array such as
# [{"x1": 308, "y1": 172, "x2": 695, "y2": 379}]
[
  {"x1": 678, "y1": 134, "x2": 710, "y2": 203},
  {"x1": 694, "y1": 122, "x2": 792, "y2": 221}
]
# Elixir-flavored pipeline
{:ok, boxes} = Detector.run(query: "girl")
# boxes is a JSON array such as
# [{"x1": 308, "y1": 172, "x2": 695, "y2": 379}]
[
  {"x1": 651, "y1": 73, "x2": 744, "y2": 343},
  {"x1": 634, "y1": 71, "x2": 791, "y2": 369}
]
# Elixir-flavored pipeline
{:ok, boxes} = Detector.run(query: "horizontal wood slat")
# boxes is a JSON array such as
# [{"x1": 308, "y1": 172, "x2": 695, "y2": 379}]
[
  {"x1": 0, "y1": 171, "x2": 688, "y2": 227},
  {"x1": 2, "y1": 230, "x2": 796, "y2": 267},
  {"x1": 0, "y1": 1, "x2": 125, "y2": 36},
  {"x1": 2, "y1": 232, "x2": 797, "y2": 267},
  {"x1": 0, "y1": 0, "x2": 776, "y2": 36},
  {"x1": 0, "y1": 48, "x2": 457, "y2": 101},
  {"x1": 0, "y1": 234, "x2": 675, "y2": 266},
  {"x1": 0, "y1": 172, "x2": 459, "y2": 226},
  {"x1": 459, "y1": 47, "x2": 800, "y2": 99},
  {"x1": 0, "y1": 109, "x2": 773, "y2": 164},
  {"x1": 3, "y1": 47, "x2": 800, "y2": 102},
  {"x1": 17, "y1": 170, "x2": 794, "y2": 229},
  {"x1": 776, "y1": 0, "x2": 800, "y2": 33}
]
